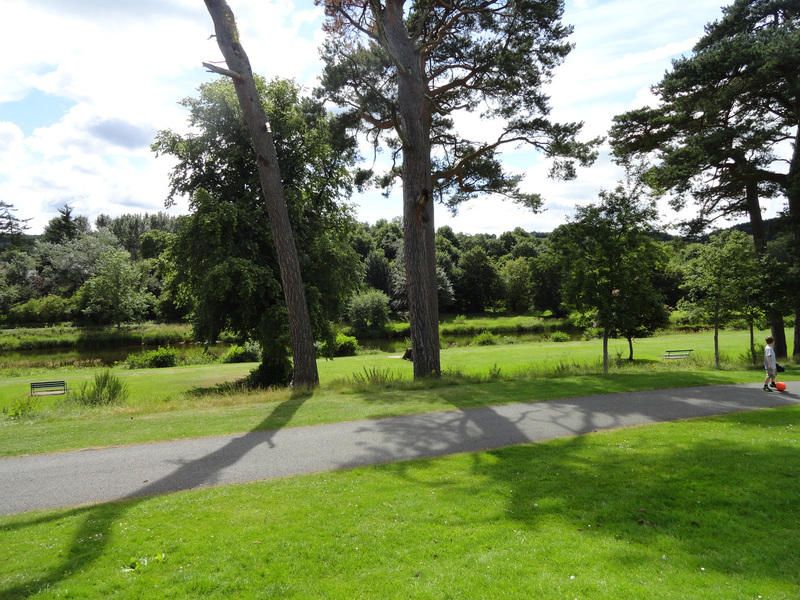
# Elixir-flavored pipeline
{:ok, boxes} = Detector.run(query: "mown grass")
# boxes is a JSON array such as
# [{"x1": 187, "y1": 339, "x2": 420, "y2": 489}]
[
  {"x1": 0, "y1": 329, "x2": 795, "y2": 457},
  {"x1": 2, "y1": 405, "x2": 799, "y2": 599}
]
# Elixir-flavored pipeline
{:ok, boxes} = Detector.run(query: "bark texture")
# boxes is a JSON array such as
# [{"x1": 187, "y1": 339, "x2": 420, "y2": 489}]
[
  {"x1": 379, "y1": 2, "x2": 440, "y2": 378},
  {"x1": 203, "y1": 0, "x2": 319, "y2": 386},
  {"x1": 745, "y1": 180, "x2": 788, "y2": 359}
]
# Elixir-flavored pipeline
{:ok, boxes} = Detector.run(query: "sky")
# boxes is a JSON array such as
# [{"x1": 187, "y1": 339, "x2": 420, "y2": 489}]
[{"x1": 0, "y1": 0, "x2": 787, "y2": 236}]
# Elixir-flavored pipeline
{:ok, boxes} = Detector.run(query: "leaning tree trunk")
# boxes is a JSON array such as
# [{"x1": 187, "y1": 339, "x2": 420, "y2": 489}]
[
  {"x1": 203, "y1": 0, "x2": 319, "y2": 386},
  {"x1": 745, "y1": 180, "x2": 788, "y2": 358},
  {"x1": 379, "y1": 2, "x2": 440, "y2": 378}
]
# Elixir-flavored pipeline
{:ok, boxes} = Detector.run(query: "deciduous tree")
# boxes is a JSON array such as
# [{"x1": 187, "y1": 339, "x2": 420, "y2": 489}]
[
  {"x1": 553, "y1": 180, "x2": 666, "y2": 373},
  {"x1": 154, "y1": 78, "x2": 361, "y2": 386}
]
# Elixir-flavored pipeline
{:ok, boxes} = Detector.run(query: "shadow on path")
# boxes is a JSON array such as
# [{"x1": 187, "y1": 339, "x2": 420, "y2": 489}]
[{"x1": 0, "y1": 388, "x2": 310, "y2": 600}]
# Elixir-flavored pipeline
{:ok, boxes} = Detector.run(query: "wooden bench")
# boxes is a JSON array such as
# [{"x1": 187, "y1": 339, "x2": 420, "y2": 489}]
[
  {"x1": 30, "y1": 380, "x2": 67, "y2": 396},
  {"x1": 662, "y1": 349, "x2": 694, "y2": 360}
]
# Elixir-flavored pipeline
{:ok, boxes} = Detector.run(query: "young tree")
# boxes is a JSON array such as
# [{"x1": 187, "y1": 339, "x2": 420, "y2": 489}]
[
  {"x1": 153, "y1": 78, "x2": 361, "y2": 386},
  {"x1": 200, "y1": 0, "x2": 321, "y2": 386},
  {"x1": 553, "y1": 181, "x2": 666, "y2": 373},
  {"x1": 680, "y1": 230, "x2": 761, "y2": 368},
  {"x1": 500, "y1": 257, "x2": 533, "y2": 314},
  {"x1": 610, "y1": 0, "x2": 800, "y2": 358},
  {"x1": 317, "y1": 0, "x2": 598, "y2": 378},
  {"x1": 78, "y1": 249, "x2": 154, "y2": 328}
]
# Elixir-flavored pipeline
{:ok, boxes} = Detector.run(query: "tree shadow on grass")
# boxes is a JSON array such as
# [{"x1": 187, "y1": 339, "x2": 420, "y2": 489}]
[
  {"x1": 0, "y1": 387, "x2": 312, "y2": 600},
  {"x1": 334, "y1": 382, "x2": 800, "y2": 591}
]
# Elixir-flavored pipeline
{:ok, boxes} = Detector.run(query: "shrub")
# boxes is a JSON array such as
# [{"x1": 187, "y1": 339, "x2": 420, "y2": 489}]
[
  {"x1": 221, "y1": 340, "x2": 262, "y2": 363},
  {"x1": 319, "y1": 333, "x2": 360, "y2": 357},
  {"x1": 348, "y1": 289, "x2": 390, "y2": 335},
  {"x1": 7, "y1": 295, "x2": 73, "y2": 325},
  {"x1": 452, "y1": 314, "x2": 467, "y2": 324},
  {"x1": 334, "y1": 334, "x2": 359, "y2": 356},
  {"x1": 549, "y1": 331, "x2": 570, "y2": 342},
  {"x1": 75, "y1": 370, "x2": 128, "y2": 406},
  {"x1": 472, "y1": 330, "x2": 499, "y2": 346},
  {"x1": 126, "y1": 346, "x2": 179, "y2": 368},
  {"x1": 2, "y1": 397, "x2": 37, "y2": 420}
]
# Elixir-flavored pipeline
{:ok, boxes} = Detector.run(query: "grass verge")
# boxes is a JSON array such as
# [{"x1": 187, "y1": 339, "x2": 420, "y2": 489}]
[
  {"x1": 0, "y1": 329, "x2": 795, "y2": 457},
  {"x1": 1, "y1": 405, "x2": 799, "y2": 599}
]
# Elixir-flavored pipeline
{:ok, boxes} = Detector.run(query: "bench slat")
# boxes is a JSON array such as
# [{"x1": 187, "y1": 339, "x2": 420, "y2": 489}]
[{"x1": 30, "y1": 380, "x2": 67, "y2": 396}]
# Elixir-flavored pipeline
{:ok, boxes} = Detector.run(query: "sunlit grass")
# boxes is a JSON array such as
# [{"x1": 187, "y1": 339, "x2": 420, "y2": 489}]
[
  {"x1": 2, "y1": 405, "x2": 799, "y2": 599},
  {"x1": 0, "y1": 329, "x2": 795, "y2": 457}
]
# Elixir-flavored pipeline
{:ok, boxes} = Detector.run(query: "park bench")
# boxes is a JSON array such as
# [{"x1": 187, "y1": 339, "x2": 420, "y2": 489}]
[
  {"x1": 662, "y1": 349, "x2": 694, "y2": 360},
  {"x1": 30, "y1": 380, "x2": 67, "y2": 396}
]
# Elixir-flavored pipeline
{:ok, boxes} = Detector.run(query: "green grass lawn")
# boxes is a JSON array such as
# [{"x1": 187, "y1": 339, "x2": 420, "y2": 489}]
[
  {"x1": 0, "y1": 329, "x2": 796, "y2": 457},
  {"x1": 2, "y1": 405, "x2": 799, "y2": 599}
]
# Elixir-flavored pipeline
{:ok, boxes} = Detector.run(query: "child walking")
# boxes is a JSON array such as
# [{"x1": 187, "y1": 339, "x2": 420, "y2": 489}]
[{"x1": 763, "y1": 336, "x2": 777, "y2": 392}]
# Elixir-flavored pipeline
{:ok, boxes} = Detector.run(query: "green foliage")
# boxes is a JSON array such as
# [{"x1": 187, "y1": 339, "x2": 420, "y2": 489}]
[
  {"x1": 679, "y1": 230, "x2": 761, "y2": 366},
  {"x1": 549, "y1": 331, "x2": 570, "y2": 342},
  {"x1": 34, "y1": 229, "x2": 121, "y2": 298},
  {"x1": 154, "y1": 77, "x2": 361, "y2": 387},
  {"x1": 41, "y1": 204, "x2": 88, "y2": 245},
  {"x1": 500, "y1": 256, "x2": 533, "y2": 314},
  {"x1": 319, "y1": 2, "x2": 599, "y2": 209},
  {"x1": 347, "y1": 289, "x2": 390, "y2": 335},
  {"x1": 2, "y1": 397, "x2": 37, "y2": 420},
  {"x1": 363, "y1": 249, "x2": 391, "y2": 295},
  {"x1": 554, "y1": 176, "x2": 668, "y2": 360},
  {"x1": 472, "y1": 330, "x2": 499, "y2": 346},
  {"x1": 320, "y1": 333, "x2": 360, "y2": 358},
  {"x1": 220, "y1": 340, "x2": 262, "y2": 363},
  {"x1": 0, "y1": 200, "x2": 30, "y2": 249},
  {"x1": 78, "y1": 248, "x2": 154, "y2": 327},
  {"x1": 75, "y1": 370, "x2": 128, "y2": 406},
  {"x1": 126, "y1": 346, "x2": 179, "y2": 369},
  {"x1": 7, "y1": 294, "x2": 73, "y2": 325},
  {"x1": 453, "y1": 247, "x2": 503, "y2": 313}
]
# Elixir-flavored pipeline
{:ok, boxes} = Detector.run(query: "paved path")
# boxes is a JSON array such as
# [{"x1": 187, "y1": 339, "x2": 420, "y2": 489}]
[{"x1": 1, "y1": 382, "x2": 797, "y2": 515}]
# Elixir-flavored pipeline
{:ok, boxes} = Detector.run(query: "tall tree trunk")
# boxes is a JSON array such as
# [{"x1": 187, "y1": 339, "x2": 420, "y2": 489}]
[
  {"x1": 627, "y1": 336, "x2": 634, "y2": 361},
  {"x1": 714, "y1": 322, "x2": 720, "y2": 368},
  {"x1": 745, "y1": 179, "x2": 787, "y2": 358},
  {"x1": 789, "y1": 128, "x2": 800, "y2": 361},
  {"x1": 203, "y1": 0, "x2": 319, "y2": 386},
  {"x1": 602, "y1": 330, "x2": 609, "y2": 375},
  {"x1": 379, "y1": 2, "x2": 440, "y2": 378},
  {"x1": 749, "y1": 315, "x2": 756, "y2": 365}
]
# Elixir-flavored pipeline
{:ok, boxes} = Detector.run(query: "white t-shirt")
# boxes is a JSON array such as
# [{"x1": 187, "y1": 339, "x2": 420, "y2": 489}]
[{"x1": 764, "y1": 345, "x2": 776, "y2": 370}]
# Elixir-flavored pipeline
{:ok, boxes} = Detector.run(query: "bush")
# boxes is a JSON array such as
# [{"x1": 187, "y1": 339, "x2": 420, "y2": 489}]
[
  {"x1": 348, "y1": 289, "x2": 390, "y2": 335},
  {"x1": 472, "y1": 330, "x2": 499, "y2": 346},
  {"x1": 126, "y1": 346, "x2": 179, "y2": 368},
  {"x1": 7, "y1": 295, "x2": 73, "y2": 325},
  {"x1": 75, "y1": 370, "x2": 128, "y2": 406},
  {"x1": 549, "y1": 331, "x2": 570, "y2": 342},
  {"x1": 2, "y1": 397, "x2": 38, "y2": 420},
  {"x1": 221, "y1": 340, "x2": 262, "y2": 363},
  {"x1": 320, "y1": 333, "x2": 360, "y2": 357}
]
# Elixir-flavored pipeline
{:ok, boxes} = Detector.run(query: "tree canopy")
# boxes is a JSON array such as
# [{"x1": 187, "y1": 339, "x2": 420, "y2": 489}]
[
  {"x1": 553, "y1": 179, "x2": 667, "y2": 372},
  {"x1": 317, "y1": 0, "x2": 598, "y2": 377},
  {"x1": 153, "y1": 77, "x2": 362, "y2": 385}
]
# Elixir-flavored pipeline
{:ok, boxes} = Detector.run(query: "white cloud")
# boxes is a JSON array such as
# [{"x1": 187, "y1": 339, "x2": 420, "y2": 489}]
[{"x1": 1, "y1": 0, "x2": 784, "y2": 235}]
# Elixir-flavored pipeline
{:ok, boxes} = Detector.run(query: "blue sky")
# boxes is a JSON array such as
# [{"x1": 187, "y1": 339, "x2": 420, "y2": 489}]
[{"x1": 0, "y1": 0, "x2": 783, "y2": 235}]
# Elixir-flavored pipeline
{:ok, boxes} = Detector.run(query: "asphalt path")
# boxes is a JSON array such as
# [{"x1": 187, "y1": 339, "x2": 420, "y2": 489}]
[{"x1": 1, "y1": 382, "x2": 797, "y2": 515}]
